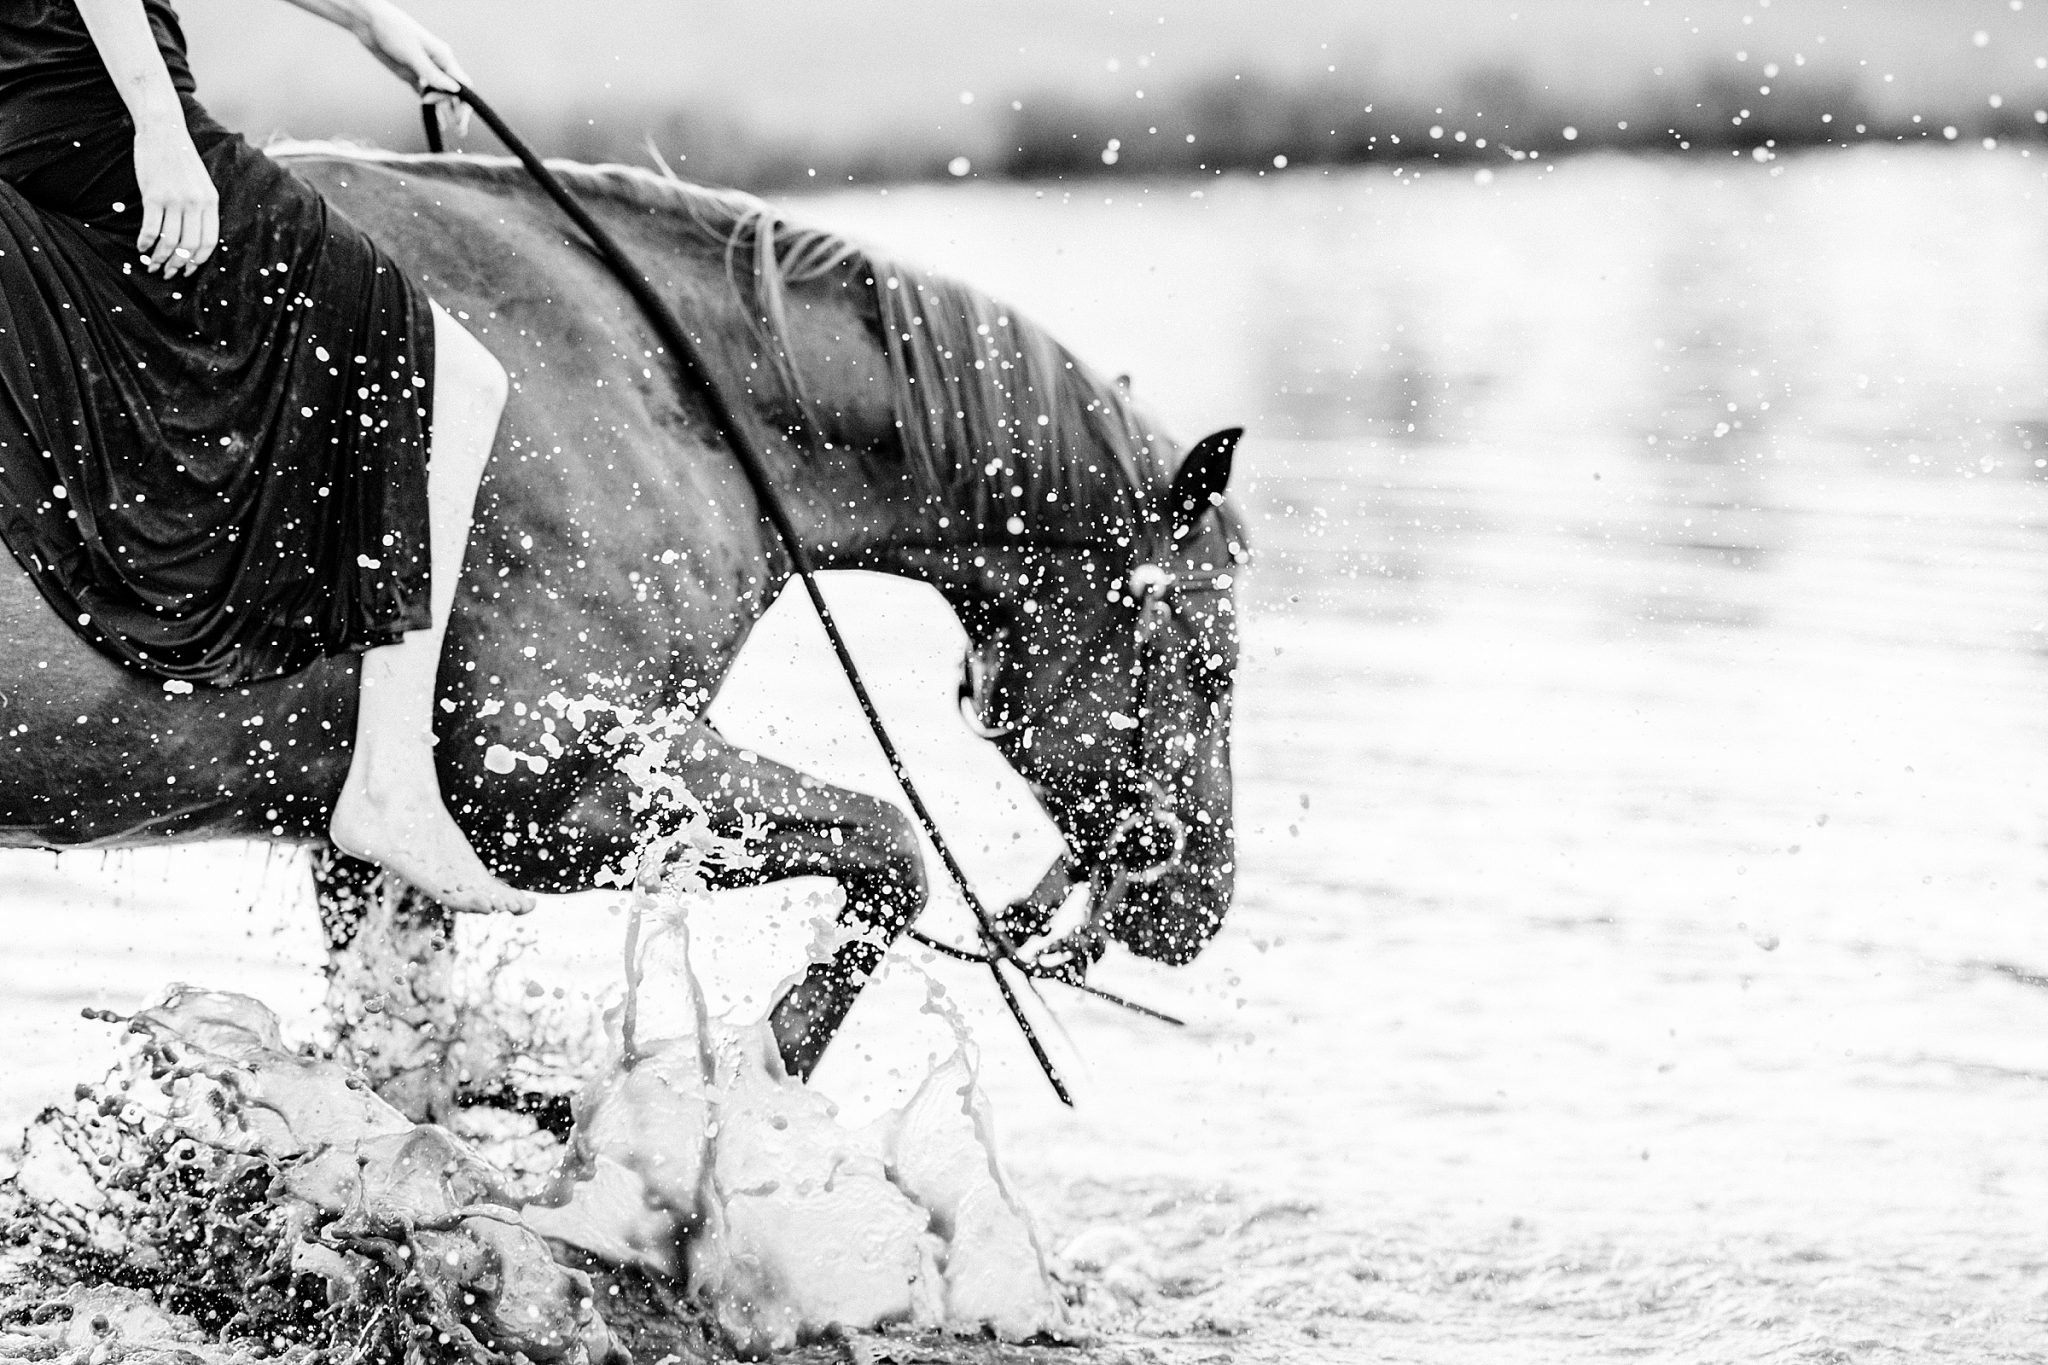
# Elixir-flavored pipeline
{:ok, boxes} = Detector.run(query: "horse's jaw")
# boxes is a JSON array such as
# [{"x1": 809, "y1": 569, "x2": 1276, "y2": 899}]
[{"x1": 849, "y1": 530, "x2": 1242, "y2": 970}]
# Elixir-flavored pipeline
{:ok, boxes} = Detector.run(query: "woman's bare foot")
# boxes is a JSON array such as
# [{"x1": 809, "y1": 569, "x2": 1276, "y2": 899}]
[
  {"x1": 330, "y1": 757, "x2": 534, "y2": 914},
  {"x1": 331, "y1": 305, "x2": 526, "y2": 914}
]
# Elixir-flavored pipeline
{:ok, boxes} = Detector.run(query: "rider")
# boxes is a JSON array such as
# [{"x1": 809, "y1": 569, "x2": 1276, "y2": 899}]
[{"x1": 0, "y1": 0, "x2": 529, "y2": 913}]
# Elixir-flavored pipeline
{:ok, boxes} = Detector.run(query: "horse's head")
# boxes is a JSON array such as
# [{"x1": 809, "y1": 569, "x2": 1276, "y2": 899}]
[
  {"x1": 953, "y1": 428, "x2": 1247, "y2": 971},
  {"x1": 708, "y1": 221, "x2": 1247, "y2": 975}
]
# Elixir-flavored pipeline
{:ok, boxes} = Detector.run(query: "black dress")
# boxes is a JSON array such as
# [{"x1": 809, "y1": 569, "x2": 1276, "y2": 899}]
[{"x1": 0, "y1": 0, "x2": 432, "y2": 686}]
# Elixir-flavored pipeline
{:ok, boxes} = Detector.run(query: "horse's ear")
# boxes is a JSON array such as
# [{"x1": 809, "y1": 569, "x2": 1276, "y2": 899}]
[{"x1": 1168, "y1": 427, "x2": 1242, "y2": 541}]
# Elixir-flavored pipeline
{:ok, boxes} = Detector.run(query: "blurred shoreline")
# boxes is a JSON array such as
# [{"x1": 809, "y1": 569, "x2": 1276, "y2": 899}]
[
  {"x1": 174, "y1": 0, "x2": 2048, "y2": 193},
  {"x1": 529, "y1": 66, "x2": 2048, "y2": 190}
]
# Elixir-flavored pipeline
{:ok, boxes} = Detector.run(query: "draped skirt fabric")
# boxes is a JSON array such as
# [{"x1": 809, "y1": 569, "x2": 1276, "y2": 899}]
[{"x1": 0, "y1": 0, "x2": 433, "y2": 686}]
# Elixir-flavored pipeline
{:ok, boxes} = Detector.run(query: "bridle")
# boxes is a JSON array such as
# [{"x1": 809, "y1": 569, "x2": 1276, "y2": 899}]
[
  {"x1": 1099, "y1": 557, "x2": 1235, "y2": 885},
  {"x1": 937, "y1": 529, "x2": 1238, "y2": 990}
]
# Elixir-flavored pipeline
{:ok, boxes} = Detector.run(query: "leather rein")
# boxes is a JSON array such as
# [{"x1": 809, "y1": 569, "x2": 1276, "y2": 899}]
[{"x1": 421, "y1": 88, "x2": 1198, "y2": 1102}]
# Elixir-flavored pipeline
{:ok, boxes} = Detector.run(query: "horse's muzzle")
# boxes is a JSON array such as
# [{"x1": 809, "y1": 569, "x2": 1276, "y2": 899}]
[{"x1": 1102, "y1": 804, "x2": 1188, "y2": 885}]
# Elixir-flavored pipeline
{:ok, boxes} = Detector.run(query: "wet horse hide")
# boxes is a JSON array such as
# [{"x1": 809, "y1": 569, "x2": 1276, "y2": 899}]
[{"x1": 0, "y1": 148, "x2": 1248, "y2": 1083}]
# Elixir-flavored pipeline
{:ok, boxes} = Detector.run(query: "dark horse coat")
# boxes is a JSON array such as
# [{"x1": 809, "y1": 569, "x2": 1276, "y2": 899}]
[{"x1": 0, "y1": 151, "x2": 1246, "y2": 1082}]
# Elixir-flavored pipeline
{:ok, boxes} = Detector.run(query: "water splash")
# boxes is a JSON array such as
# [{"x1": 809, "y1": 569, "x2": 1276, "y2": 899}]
[{"x1": 527, "y1": 886, "x2": 1067, "y2": 1353}]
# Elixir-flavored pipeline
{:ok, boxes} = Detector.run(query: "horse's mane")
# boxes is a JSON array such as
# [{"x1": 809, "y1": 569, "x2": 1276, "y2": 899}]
[
  {"x1": 278, "y1": 144, "x2": 1174, "y2": 532},
  {"x1": 559, "y1": 162, "x2": 1180, "y2": 531}
]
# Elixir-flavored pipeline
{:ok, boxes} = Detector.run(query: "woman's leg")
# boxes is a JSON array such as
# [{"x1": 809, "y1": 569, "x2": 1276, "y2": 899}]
[{"x1": 329, "y1": 302, "x2": 533, "y2": 914}]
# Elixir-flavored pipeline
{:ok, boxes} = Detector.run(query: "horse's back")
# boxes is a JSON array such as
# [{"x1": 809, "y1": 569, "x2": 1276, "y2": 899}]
[{"x1": 290, "y1": 150, "x2": 780, "y2": 597}]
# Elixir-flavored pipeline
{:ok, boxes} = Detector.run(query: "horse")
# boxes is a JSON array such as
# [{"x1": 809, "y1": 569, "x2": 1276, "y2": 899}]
[{"x1": 0, "y1": 147, "x2": 1247, "y2": 1109}]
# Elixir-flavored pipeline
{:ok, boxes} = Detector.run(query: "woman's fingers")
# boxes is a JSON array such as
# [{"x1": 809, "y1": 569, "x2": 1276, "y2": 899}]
[
  {"x1": 415, "y1": 40, "x2": 458, "y2": 90},
  {"x1": 136, "y1": 200, "x2": 165, "y2": 261},
  {"x1": 424, "y1": 35, "x2": 470, "y2": 89},
  {"x1": 189, "y1": 200, "x2": 219, "y2": 275},
  {"x1": 423, "y1": 82, "x2": 470, "y2": 141},
  {"x1": 144, "y1": 205, "x2": 183, "y2": 273},
  {"x1": 422, "y1": 91, "x2": 465, "y2": 144},
  {"x1": 433, "y1": 43, "x2": 474, "y2": 137},
  {"x1": 417, "y1": 37, "x2": 469, "y2": 134},
  {"x1": 141, "y1": 198, "x2": 216, "y2": 276},
  {"x1": 361, "y1": 8, "x2": 474, "y2": 140},
  {"x1": 172, "y1": 202, "x2": 212, "y2": 277}
]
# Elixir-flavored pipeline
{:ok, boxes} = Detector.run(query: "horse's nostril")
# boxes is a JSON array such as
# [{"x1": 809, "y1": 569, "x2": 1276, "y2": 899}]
[{"x1": 1106, "y1": 808, "x2": 1187, "y2": 883}]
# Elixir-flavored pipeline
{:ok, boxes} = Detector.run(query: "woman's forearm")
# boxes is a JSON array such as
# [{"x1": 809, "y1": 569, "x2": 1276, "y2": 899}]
[
  {"x1": 263, "y1": 0, "x2": 469, "y2": 100},
  {"x1": 72, "y1": 0, "x2": 185, "y2": 131},
  {"x1": 270, "y1": 0, "x2": 381, "y2": 42}
]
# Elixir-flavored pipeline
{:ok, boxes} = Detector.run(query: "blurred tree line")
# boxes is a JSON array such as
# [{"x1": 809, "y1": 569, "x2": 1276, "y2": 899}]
[{"x1": 452, "y1": 60, "x2": 2048, "y2": 191}]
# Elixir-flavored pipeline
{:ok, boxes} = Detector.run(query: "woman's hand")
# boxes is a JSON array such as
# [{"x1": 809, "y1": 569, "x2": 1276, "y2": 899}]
[
  {"x1": 72, "y1": 0, "x2": 217, "y2": 274},
  {"x1": 354, "y1": 0, "x2": 471, "y2": 133},
  {"x1": 132, "y1": 120, "x2": 217, "y2": 277}
]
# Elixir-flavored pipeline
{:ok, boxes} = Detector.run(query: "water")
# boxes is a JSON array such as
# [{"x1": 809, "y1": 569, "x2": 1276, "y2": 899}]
[
  {"x1": 800, "y1": 145, "x2": 2048, "y2": 1358},
  {"x1": 8, "y1": 146, "x2": 2048, "y2": 1359}
]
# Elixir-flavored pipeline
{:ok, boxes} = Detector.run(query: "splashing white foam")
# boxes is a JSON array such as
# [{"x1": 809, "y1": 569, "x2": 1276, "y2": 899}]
[
  {"x1": 11, "y1": 987, "x2": 621, "y2": 1364},
  {"x1": 551, "y1": 686, "x2": 1063, "y2": 1346},
  {"x1": 523, "y1": 894, "x2": 1067, "y2": 1353}
]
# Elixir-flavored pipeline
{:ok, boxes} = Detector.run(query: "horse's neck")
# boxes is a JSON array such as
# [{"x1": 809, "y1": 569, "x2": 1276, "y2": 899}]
[{"x1": 844, "y1": 533, "x2": 1113, "y2": 640}]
